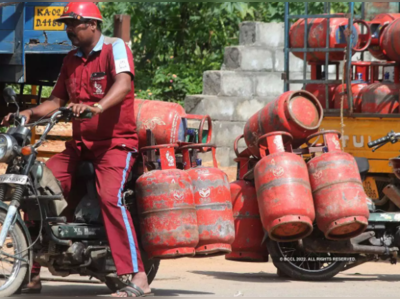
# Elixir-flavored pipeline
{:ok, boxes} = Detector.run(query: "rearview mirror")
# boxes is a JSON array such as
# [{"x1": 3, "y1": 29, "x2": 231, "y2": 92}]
[{"x1": 3, "y1": 87, "x2": 17, "y2": 105}]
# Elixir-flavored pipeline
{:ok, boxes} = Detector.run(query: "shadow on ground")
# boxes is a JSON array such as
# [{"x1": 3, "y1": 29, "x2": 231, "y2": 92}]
[
  {"x1": 15, "y1": 283, "x2": 214, "y2": 297},
  {"x1": 191, "y1": 270, "x2": 400, "y2": 284}
]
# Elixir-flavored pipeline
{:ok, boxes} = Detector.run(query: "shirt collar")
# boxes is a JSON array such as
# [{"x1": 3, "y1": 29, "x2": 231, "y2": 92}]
[{"x1": 74, "y1": 34, "x2": 105, "y2": 58}]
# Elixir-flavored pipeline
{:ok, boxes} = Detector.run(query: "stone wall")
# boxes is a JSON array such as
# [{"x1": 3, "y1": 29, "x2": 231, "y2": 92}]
[
  {"x1": 185, "y1": 21, "x2": 377, "y2": 167},
  {"x1": 185, "y1": 22, "x2": 306, "y2": 167}
]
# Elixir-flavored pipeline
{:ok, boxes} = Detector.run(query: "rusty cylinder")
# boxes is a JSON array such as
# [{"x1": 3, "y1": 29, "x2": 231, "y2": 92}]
[
  {"x1": 187, "y1": 166, "x2": 235, "y2": 256},
  {"x1": 368, "y1": 13, "x2": 400, "y2": 60},
  {"x1": 134, "y1": 99, "x2": 187, "y2": 148},
  {"x1": 226, "y1": 180, "x2": 268, "y2": 262},
  {"x1": 244, "y1": 90, "x2": 323, "y2": 158},
  {"x1": 307, "y1": 131, "x2": 370, "y2": 240},
  {"x1": 370, "y1": 14, "x2": 400, "y2": 61},
  {"x1": 135, "y1": 169, "x2": 199, "y2": 259},
  {"x1": 289, "y1": 15, "x2": 359, "y2": 62},
  {"x1": 359, "y1": 83, "x2": 400, "y2": 114},
  {"x1": 254, "y1": 132, "x2": 315, "y2": 242}
]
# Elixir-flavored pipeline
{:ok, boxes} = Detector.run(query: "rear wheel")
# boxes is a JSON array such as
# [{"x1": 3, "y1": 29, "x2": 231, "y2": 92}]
[
  {"x1": 0, "y1": 211, "x2": 29, "y2": 297},
  {"x1": 267, "y1": 238, "x2": 346, "y2": 281},
  {"x1": 105, "y1": 250, "x2": 160, "y2": 293}
]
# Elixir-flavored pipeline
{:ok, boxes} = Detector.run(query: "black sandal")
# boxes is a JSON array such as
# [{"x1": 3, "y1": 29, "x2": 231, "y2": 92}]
[{"x1": 115, "y1": 282, "x2": 153, "y2": 297}]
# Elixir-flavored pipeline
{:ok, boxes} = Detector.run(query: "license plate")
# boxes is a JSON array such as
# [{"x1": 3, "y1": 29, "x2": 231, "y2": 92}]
[
  {"x1": 34, "y1": 6, "x2": 65, "y2": 31},
  {"x1": 0, "y1": 174, "x2": 28, "y2": 185},
  {"x1": 363, "y1": 176, "x2": 379, "y2": 200}
]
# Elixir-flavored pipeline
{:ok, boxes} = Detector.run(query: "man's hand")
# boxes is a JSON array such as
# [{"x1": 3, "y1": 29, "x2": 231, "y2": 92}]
[
  {"x1": 1, "y1": 110, "x2": 32, "y2": 126},
  {"x1": 67, "y1": 103, "x2": 101, "y2": 117}
]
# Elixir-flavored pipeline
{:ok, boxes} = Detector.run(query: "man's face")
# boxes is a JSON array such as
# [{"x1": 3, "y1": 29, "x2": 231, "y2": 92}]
[{"x1": 64, "y1": 19, "x2": 96, "y2": 47}]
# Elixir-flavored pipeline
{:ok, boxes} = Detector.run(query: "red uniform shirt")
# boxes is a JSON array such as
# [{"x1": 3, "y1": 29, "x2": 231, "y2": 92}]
[{"x1": 52, "y1": 35, "x2": 138, "y2": 155}]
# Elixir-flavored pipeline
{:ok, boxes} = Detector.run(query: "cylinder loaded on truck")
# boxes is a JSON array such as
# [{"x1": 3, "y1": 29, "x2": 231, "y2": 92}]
[{"x1": 252, "y1": 2, "x2": 400, "y2": 281}]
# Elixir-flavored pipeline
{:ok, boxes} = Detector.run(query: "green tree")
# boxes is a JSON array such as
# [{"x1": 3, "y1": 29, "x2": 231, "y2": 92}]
[{"x1": 99, "y1": 2, "x2": 362, "y2": 105}]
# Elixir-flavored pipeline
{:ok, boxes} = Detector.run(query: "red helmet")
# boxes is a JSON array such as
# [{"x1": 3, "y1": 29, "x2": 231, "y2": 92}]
[{"x1": 55, "y1": 2, "x2": 103, "y2": 23}]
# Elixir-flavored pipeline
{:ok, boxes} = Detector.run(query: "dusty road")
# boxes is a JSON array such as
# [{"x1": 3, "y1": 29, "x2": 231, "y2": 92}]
[{"x1": 13, "y1": 256, "x2": 400, "y2": 297}]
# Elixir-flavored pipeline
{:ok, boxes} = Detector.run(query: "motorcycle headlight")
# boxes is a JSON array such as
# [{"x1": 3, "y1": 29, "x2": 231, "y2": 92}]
[{"x1": 0, "y1": 134, "x2": 16, "y2": 163}]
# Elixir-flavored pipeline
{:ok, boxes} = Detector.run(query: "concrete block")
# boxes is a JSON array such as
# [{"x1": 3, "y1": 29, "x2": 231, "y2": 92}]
[
  {"x1": 239, "y1": 22, "x2": 257, "y2": 47},
  {"x1": 235, "y1": 97, "x2": 273, "y2": 121},
  {"x1": 203, "y1": 71, "x2": 221, "y2": 95},
  {"x1": 240, "y1": 22, "x2": 284, "y2": 48},
  {"x1": 212, "y1": 121, "x2": 246, "y2": 148},
  {"x1": 255, "y1": 72, "x2": 284, "y2": 97},
  {"x1": 203, "y1": 71, "x2": 255, "y2": 97},
  {"x1": 274, "y1": 49, "x2": 310, "y2": 73},
  {"x1": 219, "y1": 72, "x2": 255, "y2": 97},
  {"x1": 224, "y1": 46, "x2": 273, "y2": 71},
  {"x1": 185, "y1": 95, "x2": 248, "y2": 121},
  {"x1": 185, "y1": 95, "x2": 274, "y2": 122}
]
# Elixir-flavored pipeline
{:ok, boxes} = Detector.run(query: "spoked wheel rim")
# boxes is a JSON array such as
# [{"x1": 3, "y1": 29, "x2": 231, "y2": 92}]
[
  {"x1": 277, "y1": 241, "x2": 339, "y2": 273},
  {"x1": 0, "y1": 223, "x2": 23, "y2": 291}
]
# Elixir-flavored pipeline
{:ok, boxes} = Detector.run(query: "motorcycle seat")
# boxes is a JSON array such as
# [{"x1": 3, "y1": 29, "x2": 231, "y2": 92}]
[
  {"x1": 355, "y1": 157, "x2": 369, "y2": 174},
  {"x1": 77, "y1": 161, "x2": 95, "y2": 180}
]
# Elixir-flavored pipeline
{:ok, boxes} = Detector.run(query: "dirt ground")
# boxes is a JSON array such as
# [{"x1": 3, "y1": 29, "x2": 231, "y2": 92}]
[{"x1": 17, "y1": 256, "x2": 400, "y2": 297}]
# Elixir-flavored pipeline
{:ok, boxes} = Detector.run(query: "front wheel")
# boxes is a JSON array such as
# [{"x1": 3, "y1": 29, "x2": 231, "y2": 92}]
[
  {"x1": 0, "y1": 210, "x2": 29, "y2": 297},
  {"x1": 267, "y1": 238, "x2": 346, "y2": 281}
]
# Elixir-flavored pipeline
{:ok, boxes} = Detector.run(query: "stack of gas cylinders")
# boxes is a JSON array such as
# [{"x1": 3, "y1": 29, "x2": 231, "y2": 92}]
[
  {"x1": 133, "y1": 99, "x2": 235, "y2": 259},
  {"x1": 224, "y1": 90, "x2": 370, "y2": 264},
  {"x1": 289, "y1": 13, "x2": 400, "y2": 113}
]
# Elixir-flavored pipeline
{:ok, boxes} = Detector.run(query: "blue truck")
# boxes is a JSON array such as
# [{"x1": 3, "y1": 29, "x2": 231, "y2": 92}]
[{"x1": 0, "y1": 2, "x2": 72, "y2": 85}]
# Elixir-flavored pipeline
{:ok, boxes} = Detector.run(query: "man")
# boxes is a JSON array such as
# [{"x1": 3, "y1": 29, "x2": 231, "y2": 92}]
[{"x1": 2, "y1": 2, "x2": 150, "y2": 297}]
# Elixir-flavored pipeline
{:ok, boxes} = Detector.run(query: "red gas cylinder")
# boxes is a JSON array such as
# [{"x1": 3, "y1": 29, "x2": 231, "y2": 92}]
[
  {"x1": 289, "y1": 16, "x2": 360, "y2": 62},
  {"x1": 359, "y1": 82, "x2": 400, "y2": 114},
  {"x1": 186, "y1": 166, "x2": 235, "y2": 256},
  {"x1": 333, "y1": 83, "x2": 367, "y2": 112},
  {"x1": 225, "y1": 180, "x2": 268, "y2": 262},
  {"x1": 370, "y1": 14, "x2": 400, "y2": 61},
  {"x1": 368, "y1": 13, "x2": 400, "y2": 60},
  {"x1": 254, "y1": 132, "x2": 315, "y2": 242},
  {"x1": 134, "y1": 99, "x2": 187, "y2": 148},
  {"x1": 306, "y1": 131, "x2": 369, "y2": 240},
  {"x1": 305, "y1": 84, "x2": 337, "y2": 109},
  {"x1": 244, "y1": 90, "x2": 323, "y2": 158},
  {"x1": 136, "y1": 169, "x2": 199, "y2": 259}
]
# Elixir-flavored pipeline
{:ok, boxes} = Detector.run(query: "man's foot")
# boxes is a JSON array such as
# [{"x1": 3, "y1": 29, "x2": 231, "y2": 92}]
[
  {"x1": 112, "y1": 272, "x2": 151, "y2": 297},
  {"x1": 21, "y1": 274, "x2": 42, "y2": 294}
]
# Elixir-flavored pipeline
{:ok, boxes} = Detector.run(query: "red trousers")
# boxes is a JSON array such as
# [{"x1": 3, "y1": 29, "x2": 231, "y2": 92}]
[{"x1": 33, "y1": 144, "x2": 144, "y2": 275}]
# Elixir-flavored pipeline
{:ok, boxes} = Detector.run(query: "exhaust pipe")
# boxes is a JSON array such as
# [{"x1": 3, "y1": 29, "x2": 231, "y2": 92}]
[{"x1": 303, "y1": 232, "x2": 398, "y2": 255}]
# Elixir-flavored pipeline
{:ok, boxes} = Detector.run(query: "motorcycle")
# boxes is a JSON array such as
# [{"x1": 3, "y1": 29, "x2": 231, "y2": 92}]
[
  {"x1": 267, "y1": 131, "x2": 400, "y2": 281},
  {"x1": 0, "y1": 87, "x2": 159, "y2": 297}
]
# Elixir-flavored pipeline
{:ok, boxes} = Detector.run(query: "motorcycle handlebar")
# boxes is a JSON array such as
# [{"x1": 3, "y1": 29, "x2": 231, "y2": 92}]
[
  {"x1": 368, "y1": 135, "x2": 391, "y2": 148},
  {"x1": 59, "y1": 107, "x2": 93, "y2": 119}
]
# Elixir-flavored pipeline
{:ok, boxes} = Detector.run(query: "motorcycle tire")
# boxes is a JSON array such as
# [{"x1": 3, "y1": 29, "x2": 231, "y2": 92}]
[
  {"x1": 105, "y1": 250, "x2": 160, "y2": 293},
  {"x1": 0, "y1": 211, "x2": 29, "y2": 297},
  {"x1": 267, "y1": 238, "x2": 346, "y2": 281}
]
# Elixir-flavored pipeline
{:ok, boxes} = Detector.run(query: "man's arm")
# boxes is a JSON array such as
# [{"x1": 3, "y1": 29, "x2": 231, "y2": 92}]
[
  {"x1": 30, "y1": 95, "x2": 67, "y2": 119},
  {"x1": 1, "y1": 95, "x2": 66, "y2": 126}
]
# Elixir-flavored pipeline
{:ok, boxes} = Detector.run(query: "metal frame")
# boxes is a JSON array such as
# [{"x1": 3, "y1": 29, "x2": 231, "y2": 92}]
[{"x1": 284, "y1": 2, "x2": 356, "y2": 114}]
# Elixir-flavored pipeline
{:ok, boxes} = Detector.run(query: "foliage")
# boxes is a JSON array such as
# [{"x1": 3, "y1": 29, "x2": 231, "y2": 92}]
[
  {"x1": 9, "y1": 84, "x2": 52, "y2": 99},
  {"x1": 99, "y1": 2, "x2": 362, "y2": 104},
  {"x1": 19, "y1": 2, "x2": 363, "y2": 106}
]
